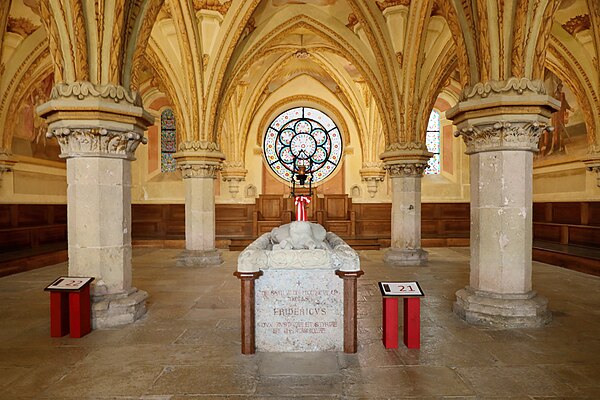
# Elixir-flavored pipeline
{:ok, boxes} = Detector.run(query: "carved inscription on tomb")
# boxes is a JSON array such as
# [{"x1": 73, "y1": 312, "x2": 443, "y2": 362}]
[{"x1": 255, "y1": 269, "x2": 343, "y2": 352}]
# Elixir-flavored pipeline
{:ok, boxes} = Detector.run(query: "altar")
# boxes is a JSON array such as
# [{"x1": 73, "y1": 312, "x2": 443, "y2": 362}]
[{"x1": 235, "y1": 222, "x2": 363, "y2": 353}]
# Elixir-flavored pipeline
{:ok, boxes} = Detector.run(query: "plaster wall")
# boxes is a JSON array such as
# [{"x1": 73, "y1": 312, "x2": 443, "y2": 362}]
[{"x1": 0, "y1": 157, "x2": 66, "y2": 204}]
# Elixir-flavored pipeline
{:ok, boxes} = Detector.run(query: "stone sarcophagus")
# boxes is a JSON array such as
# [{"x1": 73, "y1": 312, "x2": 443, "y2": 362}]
[{"x1": 235, "y1": 222, "x2": 363, "y2": 354}]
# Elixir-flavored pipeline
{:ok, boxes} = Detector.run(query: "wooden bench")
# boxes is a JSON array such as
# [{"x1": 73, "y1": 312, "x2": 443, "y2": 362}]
[
  {"x1": 0, "y1": 205, "x2": 68, "y2": 277},
  {"x1": 532, "y1": 202, "x2": 600, "y2": 276}
]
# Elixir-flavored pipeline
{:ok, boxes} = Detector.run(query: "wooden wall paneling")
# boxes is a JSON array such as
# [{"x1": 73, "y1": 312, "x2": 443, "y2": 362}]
[
  {"x1": 132, "y1": 205, "x2": 166, "y2": 239},
  {"x1": 421, "y1": 203, "x2": 438, "y2": 219},
  {"x1": 52, "y1": 205, "x2": 67, "y2": 224},
  {"x1": 37, "y1": 225, "x2": 68, "y2": 245},
  {"x1": 588, "y1": 203, "x2": 600, "y2": 226},
  {"x1": 0, "y1": 229, "x2": 32, "y2": 251},
  {"x1": 352, "y1": 203, "x2": 391, "y2": 220},
  {"x1": 421, "y1": 220, "x2": 438, "y2": 235},
  {"x1": 439, "y1": 203, "x2": 470, "y2": 219},
  {"x1": 165, "y1": 205, "x2": 185, "y2": 239},
  {"x1": 533, "y1": 203, "x2": 546, "y2": 222},
  {"x1": 0, "y1": 205, "x2": 12, "y2": 228},
  {"x1": 441, "y1": 220, "x2": 469, "y2": 235},
  {"x1": 533, "y1": 223, "x2": 561, "y2": 242},
  {"x1": 17, "y1": 205, "x2": 49, "y2": 227},
  {"x1": 216, "y1": 204, "x2": 253, "y2": 221},
  {"x1": 260, "y1": 196, "x2": 284, "y2": 219},
  {"x1": 551, "y1": 203, "x2": 581, "y2": 224},
  {"x1": 325, "y1": 195, "x2": 349, "y2": 220},
  {"x1": 569, "y1": 226, "x2": 600, "y2": 247}
]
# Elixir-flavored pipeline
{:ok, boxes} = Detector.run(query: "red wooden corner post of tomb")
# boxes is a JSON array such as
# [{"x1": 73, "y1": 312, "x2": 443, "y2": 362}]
[
  {"x1": 403, "y1": 297, "x2": 420, "y2": 349},
  {"x1": 335, "y1": 270, "x2": 364, "y2": 353},
  {"x1": 234, "y1": 271, "x2": 263, "y2": 354},
  {"x1": 382, "y1": 297, "x2": 399, "y2": 349}
]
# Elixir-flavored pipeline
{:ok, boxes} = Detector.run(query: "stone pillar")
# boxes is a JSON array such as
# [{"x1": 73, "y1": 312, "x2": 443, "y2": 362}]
[
  {"x1": 447, "y1": 78, "x2": 559, "y2": 328},
  {"x1": 38, "y1": 83, "x2": 153, "y2": 328},
  {"x1": 174, "y1": 142, "x2": 225, "y2": 265},
  {"x1": 381, "y1": 146, "x2": 431, "y2": 265}
]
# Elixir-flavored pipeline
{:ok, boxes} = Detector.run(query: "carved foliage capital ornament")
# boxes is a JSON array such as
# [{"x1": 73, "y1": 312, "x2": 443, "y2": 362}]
[
  {"x1": 221, "y1": 161, "x2": 247, "y2": 182},
  {"x1": 175, "y1": 141, "x2": 224, "y2": 179},
  {"x1": 359, "y1": 162, "x2": 386, "y2": 181},
  {"x1": 384, "y1": 162, "x2": 428, "y2": 178},
  {"x1": 455, "y1": 121, "x2": 550, "y2": 154},
  {"x1": 0, "y1": 153, "x2": 17, "y2": 187},
  {"x1": 51, "y1": 82, "x2": 142, "y2": 106},
  {"x1": 583, "y1": 150, "x2": 600, "y2": 187},
  {"x1": 46, "y1": 128, "x2": 147, "y2": 160},
  {"x1": 380, "y1": 142, "x2": 432, "y2": 178},
  {"x1": 179, "y1": 163, "x2": 222, "y2": 179},
  {"x1": 178, "y1": 140, "x2": 221, "y2": 153},
  {"x1": 460, "y1": 77, "x2": 546, "y2": 101}
]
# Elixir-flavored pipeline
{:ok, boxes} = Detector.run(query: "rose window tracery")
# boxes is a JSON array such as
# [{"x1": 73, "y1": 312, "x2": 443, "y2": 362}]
[{"x1": 263, "y1": 107, "x2": 343, "y2": 183}]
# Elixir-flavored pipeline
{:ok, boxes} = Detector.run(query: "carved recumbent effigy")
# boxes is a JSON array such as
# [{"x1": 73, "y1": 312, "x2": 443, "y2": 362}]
[{"x1": 235, "y1": 221, "x2": 363, "y2": 353}]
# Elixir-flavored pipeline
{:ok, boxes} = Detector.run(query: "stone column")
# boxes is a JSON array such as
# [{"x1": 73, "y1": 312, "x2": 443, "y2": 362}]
[
  {"x1": 38, "y1": 83, "x2": 153, "y2": 328},
  {"x1": 447, "y1": 78, "x2": 559, "y2": 328},
  {"x1": 174, "y1": 142, "x2": 225, "y2": 265},
  {"x1": 381, "y1": 146, "x2": 431, "y2": 265}
]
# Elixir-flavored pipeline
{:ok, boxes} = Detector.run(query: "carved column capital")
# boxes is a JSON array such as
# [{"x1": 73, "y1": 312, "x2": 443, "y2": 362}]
[
  {"x1": 0, "y1": 152, "x2": 17, "y2": 187},
  {"x1": 221, "y1": 161, "x2": 248, "y2": 181},
  {"x1": 384, "y1": 162, "x2": 429, "y2": 178},
  {"x1": 454, "y1": 121, "x2": 551, "y2": 154},
  {"x1": 175, "y1": 142, "x2": 225, "y2": 180},
  {"x1": 178, "y1": 162, "x2": 223, "y2": 179},
  {"x1": 50, "y1": 82, "x2": 142, "y2": 106},
  {"x1": 47, "y1": 128, "x2": 147, "y2": 160},
  {"x1": 460, "y1": 77, "x2": 547, "y2": 101},
  {"x1": 380, "y1": 143, "x2": 431, "y2": 178},
  {"x1": 221, "y1": 161, "x2": 248, "y2": 198},
  {"x1": 447, "y1": 77, "x2": 560, "y2": 155},
  {"x1": 583, "y1": 153, "x2": 600, "y2": 187},
  {"x1": 359, "y1": 163, "x2": 386, "y2": 198},
  {"x1": 37, "y1": 81, "x2": 154, "y2": 160}
]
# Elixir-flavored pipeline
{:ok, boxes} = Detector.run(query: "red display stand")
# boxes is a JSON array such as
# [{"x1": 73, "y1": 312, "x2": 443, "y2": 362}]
[
  {"x1": 45, "y1": 277, "x2": 94, "y2": 338},
  {"x1": 382, "y1": 297, "x2": 399, "y2": 348},
  {"x1": 379, "y1": 281, "x2": 424, "y2": 349},
  {"x1": 403, "y1": 297, "x2": 420, "y2": 349}
]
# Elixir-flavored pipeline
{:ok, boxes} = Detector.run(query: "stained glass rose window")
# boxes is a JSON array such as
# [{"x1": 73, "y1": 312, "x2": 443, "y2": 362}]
[{"x1": 263, "y1": 107, "x2": 342, "y2": 183}]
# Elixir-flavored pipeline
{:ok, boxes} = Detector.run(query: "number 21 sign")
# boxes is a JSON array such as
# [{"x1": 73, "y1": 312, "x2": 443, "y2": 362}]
[{"x1": 378, "y1": 281, "x2": 424, "y2": 297}]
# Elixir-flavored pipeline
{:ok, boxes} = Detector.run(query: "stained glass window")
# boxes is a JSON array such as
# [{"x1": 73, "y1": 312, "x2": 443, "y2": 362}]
[
  {"x1": 425, "y1": 110, "x2": 441, "y2": 175},
  {"x1": 263, "y1": 107, "x2": 343, "y2": 184},
  {"x1": 161, "y1": 109, "x2": 177, "y2": 173}
]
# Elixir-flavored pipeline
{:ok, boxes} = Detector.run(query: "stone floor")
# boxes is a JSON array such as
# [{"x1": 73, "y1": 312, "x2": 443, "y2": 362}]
[{"x1": 1, "y1": 247, "x2": 599, "y2": 399}]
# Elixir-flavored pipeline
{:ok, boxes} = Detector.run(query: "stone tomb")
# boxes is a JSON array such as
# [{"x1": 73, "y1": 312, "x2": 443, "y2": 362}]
[{"x1": 236, "y1": 222, "x2": 362, "y2": 353}]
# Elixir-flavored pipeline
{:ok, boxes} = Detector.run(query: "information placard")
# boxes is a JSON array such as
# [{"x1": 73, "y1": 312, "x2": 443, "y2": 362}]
[
  {"x1": 45, "y1": 277, "x2": 94, "y2": 291},
  {"x1": 378, "y1": 281, "x2": 424, "y2": 297}
]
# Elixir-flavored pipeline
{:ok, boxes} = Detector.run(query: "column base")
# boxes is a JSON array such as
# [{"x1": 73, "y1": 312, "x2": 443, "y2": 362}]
[
  {"x1": 383, "y1": 248, "x2": 428, "y2": 266},
  {"x1": 91, "y1": 288, "x2": 148, "y2": 329},
  {"x1": 176, "y1": 249, "x2": 223, "y2": 266},
  {"x1": 454, "y1": 286, "x2": 551, "y2": 328}
]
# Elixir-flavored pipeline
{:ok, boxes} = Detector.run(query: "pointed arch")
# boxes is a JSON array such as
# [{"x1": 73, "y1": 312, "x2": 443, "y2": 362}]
[{"x1": 214, "y1": 12, "x2": 391, "y2": 147}]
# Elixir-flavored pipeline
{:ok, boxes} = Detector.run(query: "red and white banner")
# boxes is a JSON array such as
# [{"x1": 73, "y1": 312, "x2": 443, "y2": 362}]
[{"x1": 294, "y1": 196, "x2": 311, "y2": 221}]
